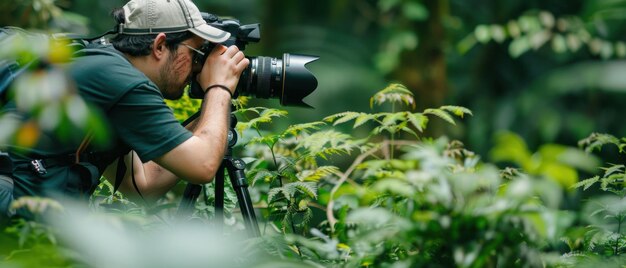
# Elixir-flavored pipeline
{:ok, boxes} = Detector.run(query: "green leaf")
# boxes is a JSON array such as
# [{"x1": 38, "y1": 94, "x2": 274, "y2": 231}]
[
  {"x1": 424, "y1": 108, "x2": 455, "y2": 125},
  {"x1": 402, "y1": 2, "x2": 429, "y2": 21},
  {"x1": 251, "y1": 169, "x2": 279, "y2": 186},
  {"x1": 298, "y1": 166, "x2": 340, "y2": 182},
  {"x1": 378, "y1": 0, "x2": 401, "y2": 12},
  {"x1": 325, "y1": 111, "x2": 360, "y2": 125},
  {"x1": 295, "y1": 130, "x2": 360, "y2": 161},
  {"x1": 370, "y1": 83, "x2": 415, "y2": 108},
  {"x1": 602, "y1": 164, "x2": 624, "y2": 176},
  {"x1": 540, "y1": 163, "x2": 579, "y2": 189},
  {"x1": 354, "y1": 113, "x2": 375, "y2": 128},
  {"x1": 248, "y1": 135, "x2": 280, "y2": 146},
  {"x1": 282, "y1": 121, "x2": 326, "y2": 136},
  {"x1": 490, "y1": 131, "x2": 533, "y2": 169},
  {"x1": 440, "y1": 105, "x2": 473, "y2": 118},
  {"x1": 268, "y1": 188, "x2": 289, "y2": 204},
  {"x1": 372, "y1": 178, "x2": 415, "y2": 197},
  {"x1": 509, "y1": 37, "x2": 531, "y2": 58},
  {"x1": 301, "y1": 207, "x2": 313, "y2": 227},
  {"x1": 407, "y1": 113, "x2": 428, "y2": 132},
  {"x1": 236, "y1": 107, "x2": 287, "y2": 133},
  {"x1": 474, "y1": 25, "x2": 491, "y2": 43},
  {"x1": 381, "y1": 112, "x2": 406, "y2": 126},
  {"x1": 572, "y1": 176, "x2": 600, "y2": 191},
  {"x1": 291, "y1": 182, "x2": 318, "y2": 199}
]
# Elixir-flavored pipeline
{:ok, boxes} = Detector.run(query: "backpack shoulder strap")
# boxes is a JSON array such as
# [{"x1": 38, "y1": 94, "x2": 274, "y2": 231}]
[{"x1": 71, "y1": 46, "x2": 138, "y2": 193}]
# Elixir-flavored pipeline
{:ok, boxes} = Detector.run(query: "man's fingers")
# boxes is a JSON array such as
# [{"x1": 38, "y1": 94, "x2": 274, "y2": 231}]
[
  {"x1": 210, "y1": 44, "x2": 227, "y2": 56},
  {"x1": 232, "y1": 51, "x2": 246, "y2": 64},
  {"x1": 222, "y1": 45, "x2": 240, "y2": 58},
  {"x1": 236, "y1": 57, "x2": 250, "y2": 70}
]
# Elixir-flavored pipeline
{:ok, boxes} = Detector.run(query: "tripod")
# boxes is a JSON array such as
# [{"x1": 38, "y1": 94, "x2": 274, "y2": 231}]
[{"x1": 177, "y1": 112, "x2": 260, "y2": 238}]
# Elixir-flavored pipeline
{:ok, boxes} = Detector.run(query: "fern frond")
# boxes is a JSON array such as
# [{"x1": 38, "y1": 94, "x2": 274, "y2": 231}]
[
  {"x1": 578, "y1": 133, "x2": 621, "y2": 153},
  {"x1": 298, "y1": 166, "x2": 341, "y2": 182},
  {"x1": 407, "y1": 113, "x2": 428, "y2": 132},
  {"x1": 99, "y1": 178, "x2": 115, "y2": 194},
  {"x1": 601, "y1": 164, "x2": 624, "y2": 176},
  {"x1": 440, "y1": 105, "x2": 473, "y2": 118},
  {"x1": 248, "y1": 135, "x2": 281, "y2": 146},
  {"x1": 400, "y1": 126, "x2": 418, "y2": 137},
  {"x1": 424, "y1": 108, "x2": 456, "y2": 125},
  {"x1": 370, "y1": 83, "x2": 415, "y2": 108},
  {"x1": 236, "y1": 108, "x2": 288, "y2": 133},
  {"x1": 282, "y1": 121, "x2": 326, "y2": 137},
  {"x1": 235, "y1": 106, "x2": 265, "y2": 115},
  {"x1": 353, "y1": 113, "x2": 377, "y2": 128},
  {"x1": 572, "y1": 176, "x2": 600, "y2": 191},
  {"x1": 324, "y1": 112, "x2": 377, "y2": 129},
  {"x1": 290, "y1": 181, "x2": 318, "y2": 199},
  {"x1": 381, "y1": 112, "x2": 407, "y2": 126},
  {"x1": 295, "y1": 130, "x2": 352, "y2": 152},
  {"x1": 314, "y1": 147, "x2": 352, "y2": 160},
  {"x1": 300, "y1": 207, "x2": 314, "y2": 228},
  {"x1": 324, "y1": 111, "x2": 360, "y2": 124},
  {"x1": 232, "y1": 96, "x2": 251, "y2": 110},
  {"x1": 268, "y1": 187, "x2": 289, "y2": 204},
  {"x1": 251, "y1": 169, "x2": 279, "y2": 186}
]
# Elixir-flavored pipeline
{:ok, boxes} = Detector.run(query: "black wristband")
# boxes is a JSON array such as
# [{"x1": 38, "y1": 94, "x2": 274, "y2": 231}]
[{"x1": 205, "y1": 84, "x2": 233, "y2": 98}]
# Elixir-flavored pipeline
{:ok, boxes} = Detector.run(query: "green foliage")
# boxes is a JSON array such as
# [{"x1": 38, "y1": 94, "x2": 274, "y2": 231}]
[
  {"x1": 164, "y1": 90, "x2": 201, "y2": 123},
  {"x1": 325, "y1": 83, "x2": 470, "y2": 139},
  {"x1": 566, "y1": 133, "x2": 626, "y2": 262},
  {"x1": 1, "y1": 82, "x2": 622, "y2": 267},
  {"x1": 373, "y1": 1, "x2": 427, "y2": 74},
  {"x1": 490, "y1": 131, "x2": 600, "y2": 190},
  {"x1": 461, "y1": 9, "x2": 626, "y2": 59},
  {"x1": 0, "y1": 0, "x2": 88, "y2": 32}
]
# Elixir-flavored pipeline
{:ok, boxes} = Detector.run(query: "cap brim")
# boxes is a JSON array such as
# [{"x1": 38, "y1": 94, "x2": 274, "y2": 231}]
[{"x1": 189, "y1": 24, "x2": 230, "y2": 43}]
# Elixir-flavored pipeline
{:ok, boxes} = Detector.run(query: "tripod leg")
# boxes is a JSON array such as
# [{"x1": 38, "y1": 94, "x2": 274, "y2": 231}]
[
  {"x1": 176, "y1": 183, "x2": 202, "y2": 217},
  {"x1": 214, "y1": 163, "x2": 226, "y2": 232},
  {"x1": 224, "y1": 157, "x2": 260, "y2": 237}
]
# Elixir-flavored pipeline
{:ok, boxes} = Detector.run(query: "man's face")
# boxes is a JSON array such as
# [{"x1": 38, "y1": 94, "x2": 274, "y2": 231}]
[{"x1": 158, "y1": 37, "x2": 204, "y2": 100}]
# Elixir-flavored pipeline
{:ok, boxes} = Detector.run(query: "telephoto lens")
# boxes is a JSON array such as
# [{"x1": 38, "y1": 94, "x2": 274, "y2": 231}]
[{"x1": 189, "y1": 53, "x2": 318, "y2": 107}]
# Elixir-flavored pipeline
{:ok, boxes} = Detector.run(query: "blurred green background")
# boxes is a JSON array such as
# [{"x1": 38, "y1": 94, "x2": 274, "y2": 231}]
[{"x1": 3, "y1": 0, "x2": 626, "y2": 158}]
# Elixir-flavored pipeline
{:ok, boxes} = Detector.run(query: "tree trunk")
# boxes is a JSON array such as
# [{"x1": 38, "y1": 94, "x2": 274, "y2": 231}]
[{"x1": 392, "y1": 0, "x2": 449, "y2": 135}]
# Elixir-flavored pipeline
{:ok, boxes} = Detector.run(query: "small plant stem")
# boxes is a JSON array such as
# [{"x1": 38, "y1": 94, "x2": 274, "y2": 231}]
[
  {"x1": 287, "y1": 198, "x2": 304, "y2": 259},
  {"x1": 269, "y1": 143, "x2": 283, "y2": 188},
  {"x1": 390, "y1": 103, "x2": 396, "y2": 160},
  {"x1": 615, "y1": 214, "x2": 623, "y2": 255}
]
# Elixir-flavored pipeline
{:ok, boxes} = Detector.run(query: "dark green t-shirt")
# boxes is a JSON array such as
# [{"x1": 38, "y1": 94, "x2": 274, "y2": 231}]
[
  {"x1": 6, "y1": 45, "x2": 192, "y2": 198},
  {"x1": 71, "y1": 46, "x2": 192, "y2": 162}
]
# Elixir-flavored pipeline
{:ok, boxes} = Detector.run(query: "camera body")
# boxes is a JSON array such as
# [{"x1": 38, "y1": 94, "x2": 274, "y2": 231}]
[{"x1": 189, "y1": 13, "x2": 318, "y2": 107}]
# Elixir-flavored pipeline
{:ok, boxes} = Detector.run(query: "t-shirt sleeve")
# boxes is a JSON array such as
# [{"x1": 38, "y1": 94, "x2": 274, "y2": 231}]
[{"x1": 108, "y1": 82, "x2": 193, "y2": 162}]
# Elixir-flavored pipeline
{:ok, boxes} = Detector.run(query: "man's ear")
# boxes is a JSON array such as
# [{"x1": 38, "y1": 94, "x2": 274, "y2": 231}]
[{"x1": 152, "y1": 33, "x2": 168, "y2": 60}]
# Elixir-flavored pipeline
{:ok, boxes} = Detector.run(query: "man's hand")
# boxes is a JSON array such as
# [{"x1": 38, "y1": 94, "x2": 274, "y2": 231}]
[{"x1": 197, "y1": 45, "x2": 250, "y2": 95}]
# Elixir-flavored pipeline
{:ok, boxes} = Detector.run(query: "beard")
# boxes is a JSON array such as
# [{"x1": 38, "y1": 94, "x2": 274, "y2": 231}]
[{"x1": 157, "y1": 54, "x2": 188, "y2": 100}]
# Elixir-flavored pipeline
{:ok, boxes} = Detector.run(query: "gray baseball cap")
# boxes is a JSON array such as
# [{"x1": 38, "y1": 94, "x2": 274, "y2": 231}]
[{"x1": 119, "y1": 0, "x2": 230, "y2": 43}]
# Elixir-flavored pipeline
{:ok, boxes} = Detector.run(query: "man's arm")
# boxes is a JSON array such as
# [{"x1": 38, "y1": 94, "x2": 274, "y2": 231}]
[{"x1": 103, "y1": 45, "x2": 248, "y2": 200}]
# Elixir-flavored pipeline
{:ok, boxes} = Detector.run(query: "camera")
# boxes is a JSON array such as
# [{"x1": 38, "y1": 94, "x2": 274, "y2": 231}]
[{"x1": 188, "y1": 13, "x2": 319, "y2": 107}]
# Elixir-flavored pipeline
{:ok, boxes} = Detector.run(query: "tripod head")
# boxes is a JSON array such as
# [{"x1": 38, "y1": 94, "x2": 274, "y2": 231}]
[{"x1": 226, "y1": 114, "x2": 238, "y2": 152}]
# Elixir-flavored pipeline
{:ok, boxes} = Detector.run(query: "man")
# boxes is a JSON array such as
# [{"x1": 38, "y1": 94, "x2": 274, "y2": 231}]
[{"x1": 0, "y1": 0, "x2": 249, "y2": 219}]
